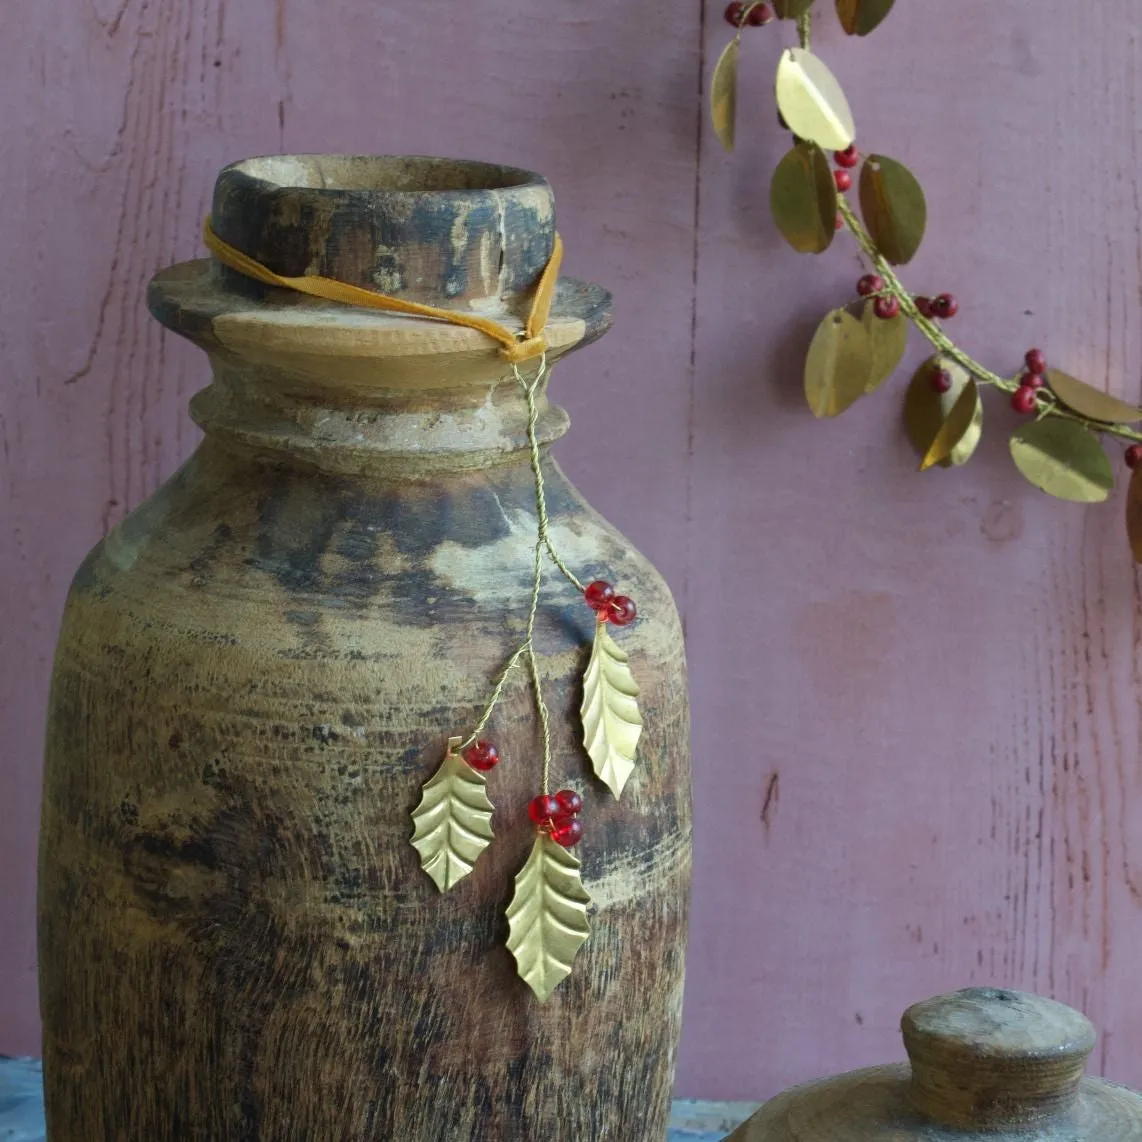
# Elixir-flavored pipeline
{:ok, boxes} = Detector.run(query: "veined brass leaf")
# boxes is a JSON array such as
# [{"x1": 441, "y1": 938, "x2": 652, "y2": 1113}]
[
  {"x1": 581, "y1": 618, "x2": 642, "y2": 799},
  {"x1": 506, "y1": 834, "x2": 592, "y2": 1003},
  {"x1": 1046, "y1": 368, "x2": 1142, "y2": 425},
  {"x1": 711, "y1": 38, "x2": 740, "y2": 152},
  {"x1": 904, "y1": 356, "x2": 982, "y2": 468},
  {"x1": 770, "y1": 142, "x2": 837, "y2": 254},
  {"x1": 861, "y1": 299, "x2": 908, "y2": 393},
  {"x1": 805, "y1": 308, "x2": 871, "y2": 418},
  {"x1": 836, "y1": 0, "x2": 895, "y2": 35},
  {"x1": 920, "y1": 380, "x2": 981, "y2": 471},
  {"x1": 1126, "y1": 464, "x2": 1142, "y2": 562},
  {"x1": 1010, "y1": 419, "x2": 1114, "y2": 503},
  {"x1": 859, "y1": 155, "x2": 927, "y2": 265},
  {"x1": 775, "y1": 48, "x2": 856, "y2": 152},
  {"x1": 410, "y1": 746, "x2": 495, "y2": 892},
  {"x1": 773, "y1": 0, "x2": 815, "y2": 16}
]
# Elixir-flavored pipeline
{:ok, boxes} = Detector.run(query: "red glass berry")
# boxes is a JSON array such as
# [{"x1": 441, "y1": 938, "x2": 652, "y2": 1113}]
[
  {"x1": 1127, "y1": 445, "x2": 1142, "y2": 470},
  {"x1": 724, "y1": 1, "x2": 746, "y2": 25},
  {"x1": 746, "y1": 2, "x2": 773, "y2": 24},
  {"x1": 584, "y1": 579, "x2": 615, "y2": 612},
  {"x1": 463, "y1": 740, "x2": 500, "y2": 772},
  {"x1": 833, "y1": 170, "x2": 852, "y2": 193},
  {"x1": 551, "y1": 818, "x2": 584, "y2": 848},
  {"x1": 835, "y1": 213, "x2": 844, "y2": 231},
  {"x1": 1025, "y1": 348, "x2": 1047, "y2": 376},
  {"x1": 915, "y1": 296, "x2": 933, "y2": 318},
  {"x1": 931, "y1": 293, "x2": 959, "y2": 319},
  {"x1": 873, "y1": 295, "x2": 900, "y2": 320},
  {"x1": 835, "y1": 145, "x2": 860, "y2": 169},
  {"x1": 857, "y1": 274, "x2": 884, "y2": 297},
  {"x1": 1024, "y1": 373, "x2": 1045, "y2": 390},
  {"x1": 555, "y1": 789, "x2": 583, "y2": 816},
  {"x1": 609, "y1": 596, "x2": 638, "y2": 626},
  {"x1": 930, "y1": 368, "x2": 953, "y2": 395},
  {"x1": 528, "y1": 794, "x2": 560, "y2": 825},
  {"x1": 1011, "y1": 386, "x2": 1038, "y2": 414}
]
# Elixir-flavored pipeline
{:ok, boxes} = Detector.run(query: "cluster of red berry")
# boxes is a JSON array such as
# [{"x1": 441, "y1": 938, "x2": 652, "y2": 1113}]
[
  {"x1": 854, "y1": 271, "x2": 959, "y2": 327},
  {"x1": 584, "y1": 580, "x2": 637, "y2": 627},
  {"x1": 724, "y1": 1, "x2": 773, "y2": 27},
  {"x1": 1010, "y1": 348, "x2": 1047, "y2": 415},
  {"x1": 528, "y1": 789, "x2": 584, "y2": 848}
]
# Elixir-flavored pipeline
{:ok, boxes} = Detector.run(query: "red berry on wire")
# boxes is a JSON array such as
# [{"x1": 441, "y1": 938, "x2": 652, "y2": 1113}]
[
  {"x1": 873, "y1": 295, "x2": 900, "y2": 320},
  {"x1": 555, "y1": 789, "x2": 583, "y2": 816},
  {"x1": 1025, "y1": 348, "x2": 1047, "y2": 376},
  {"x1": 746, "y1": 2, "x2": 773, "y2": 24},
  {"x1": 834, "y1": 170, "x2": 853, "y2": 193},
  {"x1": 915, "y1": 296, "x2": 933, "y2": 318},
  {"x1": 835, "y1": 213, "x2": 844, "y2": 231},
  {"x1": 931, "y1": 293, "x2": 959, "y2": 319},
  {"x1": 1011, "y1": 386, "x2": 1038, "y2": 414},
  {"x1": 528, "y1": 794, "x2": 561, "y2": 825},
  {"x1": 609, "y1": 596, "x2": 638, "y2": 627},
  {"x1": 724, "y1": 1, "x2": 746, "y2": 25},
  {"x1": 463, "y1": 740, "x2": 500, "y2": 772},
  {"x1": 1127, "y1": 445, "x2": 1142, "y2": 470},
  {"x1": 1024, "y1": 373, "x2": 1045, "y2": 390},
  {"x1": 551, "y1": 818, "x2": 584, "y2": 848},
  {"x1": 930, "y1": 369, "x2": 953, "y2": 395},
  {"x1": 584, "y1": 580, "x2": 615, "y2": 611},
  {"x1": 835, "y1": 145, "x2": 860, "y2": 169},
  {"x1": 857, "y1": 274, "x2": 884, "y2": 297}
]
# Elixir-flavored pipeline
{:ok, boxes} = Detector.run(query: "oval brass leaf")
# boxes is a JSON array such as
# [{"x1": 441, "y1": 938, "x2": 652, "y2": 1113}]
[
  {"x1": 805, "y1": 308, "x2": 872, "y2": 419},
  {"x1": 904, "y1": 356, "x2": 982, "y2": 468},
  {"x1": 836, "y1": 0, "x2": 896, "y2": 35},
  {"x1": 1046, "y1": 368, "x2": 1142, "y2": 425},
  {"x1": 775, "y1": 48, "x2": 856, "y2": 152},
  {"x1": 774, "y1": 0, "x2": 815, "y2": 16},
  {"x1": 859, "y1": 154, "x2": 927, "y2": 265},
  {"x1": 1009, "y1": 419, "x2": 1114, "y2": 503},
  {"x1": 770, "y1": 142, "x2": 837, "y2": 254},
  {"x1": 711, "y1": 38, "x2": 740, "y2": 153},
  {"x1": 920, "y1": 380, "x2": 981, "y2": 471},
  {"x1": 1126, "y1": 463, "x2": 1142, "y2": 562},
  {"x1": 861, "y1": 299, "x2": 908, "y2": 394}
]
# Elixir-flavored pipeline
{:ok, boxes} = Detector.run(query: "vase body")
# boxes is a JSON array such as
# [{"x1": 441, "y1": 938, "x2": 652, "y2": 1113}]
[{"x1": 38, "y1": 157, "x2": 692, "y2": 1141}]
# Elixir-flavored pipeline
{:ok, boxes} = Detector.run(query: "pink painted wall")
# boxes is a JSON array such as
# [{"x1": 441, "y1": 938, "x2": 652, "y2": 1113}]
[{"x1": 4, "y1": 0, "x2": 1142, "y2": 1103}]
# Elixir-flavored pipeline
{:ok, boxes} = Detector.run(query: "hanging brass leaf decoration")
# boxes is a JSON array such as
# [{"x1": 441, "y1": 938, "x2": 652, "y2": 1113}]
[
  {"x1": 859, "y1": 155, "x2": 927, "y2": 265},
  {"x1": 861, "y1": 299, "x2": 908, "y2": 394},
  {"x1": 774, "y1": 48, "x2": 856, "y2": 152},
  {"x1": 904, "y1": 356, "x2": 983, "y2": 468},
  {"x1": 581, "y1": 619, "x2": 642, "y2": 799},
  {"x1": 410, "y1": 742, "x2": 495, "y2": 892},
  {"x1": 773, "y1": 0, "x2": 815, "y2": 16},
  {"x1": 770, "y1": 142, "x2": 837, "y2": 254},
  {"x1": 1046, "y1": 368, "x2": 1142, "y2": 425},
  {"x1": 836, "y1": 0, "x2": 896, "y2": 35},
  {"x1": 711, "y1": 38, "x2": 740, "y2": 153},
  {"x1": 804, "y1": 308, "x2": 871, "y2": 418},
  {"x1": 506, "y1": 833, "x2": 592, "y2": 1003},
  {"x1": 1126, "y1": 464, "x2": 1142, "y2": 561},
  {"x1": 1009, "y1": 419, "x2": 1114, "y2": 503}
]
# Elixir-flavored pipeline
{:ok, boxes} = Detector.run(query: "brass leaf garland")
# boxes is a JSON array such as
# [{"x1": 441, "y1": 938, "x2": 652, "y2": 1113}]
[
  {"x1": 1045, "y1": 368, "x2": 1142, "y2": 426},
  {"x1": 506, "y1": 833, "x2": 593, "y2": 1002},
  {"x1": 1009, "y1": 419, "x2": 1115, "y2": 503},
  {"x1": 711, "y1": 38, "x2": 740, "y2": 153},
  {"x1": 858, "y1": 155, "x2": 927, "y2": 265},
  {"x1": 774, "y1": 48, "x2": 856, "y2": 152},
  {"x1": 770, "y1": 142, "x2": 838, "y2": 255},
  {"x1": 836, "y1": 0, "x2": 896, "y2": 36},
  {"x1": 804, "y1": 308, "x2": 871, "y2": 418},
  {"x1": 581, "y1": 618, "x2": 643, "y2": 799},
  {"x1": 411, "y1": 742, "x2": 496, "y2": 892}
]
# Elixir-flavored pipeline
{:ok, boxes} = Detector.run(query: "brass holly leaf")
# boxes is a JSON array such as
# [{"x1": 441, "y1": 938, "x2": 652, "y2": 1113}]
[
  {"x1": 775, "y1": 48, "x2": 856, "y2": 152},
  {"x1": 805, "y1": 308, "x2": 871, "y2": 418},
  {"x1": 711, "y1": 38, "x2": 740, "y2": 152},
  {"x1": 410, "y1": 745, "x2": 495, "y2": 892},
  {"x1": 904, "y1": 356, "x2": 983, "y2": 468},
  {"x1": 770, "y1": 142, "x2": 837, "y2": 254},
  {"x1": 581, "y1": 618, "x2": 642, "y2": 799},
  {"x1": 506, "y1": 834, "x2": 592, "y2": 1003},
  {"x1": 1009, "y1": 419, "x2": 1114, "y2": 503},
  {"x1": 1045, "y1": 368, "x2": 1142, "y2": 425},
  {"x1": 836, "y1": 0, "x2": 896, "y2": 35},
  {"x1": 859, "y1": 155, "x2": 927, "y2": 265}
]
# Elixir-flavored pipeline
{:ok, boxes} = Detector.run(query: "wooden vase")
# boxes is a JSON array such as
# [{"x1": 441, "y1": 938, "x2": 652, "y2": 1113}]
[
  {"x1": 729, "y1": 988, "x2": 1142, "y2": 1141},
  {"x1": 38, "y1": 156, "x2": 692, "y2": 1141}
]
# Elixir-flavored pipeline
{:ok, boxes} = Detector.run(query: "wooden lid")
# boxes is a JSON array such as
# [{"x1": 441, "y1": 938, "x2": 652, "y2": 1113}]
[{"x1": 728, "y1": 989, "x2": 1142, "y2": 1141}]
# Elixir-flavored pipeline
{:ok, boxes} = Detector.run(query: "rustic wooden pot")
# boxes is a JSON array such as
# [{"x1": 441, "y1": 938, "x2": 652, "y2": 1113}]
[
  {"x1": 39, "y1": 155, "x2": 692, "y2": 1141},
  {"x1": 728, "y1": 987, "x2": 1142, "y2": 1141}
]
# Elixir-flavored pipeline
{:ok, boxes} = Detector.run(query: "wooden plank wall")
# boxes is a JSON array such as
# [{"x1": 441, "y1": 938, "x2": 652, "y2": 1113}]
[{"x1": 3, "y1": 0, "x2": 1142, "y2": 1104}]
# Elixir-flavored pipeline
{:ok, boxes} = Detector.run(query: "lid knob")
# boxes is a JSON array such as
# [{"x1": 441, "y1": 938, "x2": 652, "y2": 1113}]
[{"x1": 902, "y1": 988, "x2": 1096, "y2": 1130}]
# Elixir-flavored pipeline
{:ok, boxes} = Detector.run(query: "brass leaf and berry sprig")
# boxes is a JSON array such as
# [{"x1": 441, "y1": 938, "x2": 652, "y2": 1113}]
[
  {"x1": 714, "y1": 1, "x2": 1142, "y2": 555},
  {"x1": 409, "y1": 356, "x2": 645, "y2": 1003}
]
